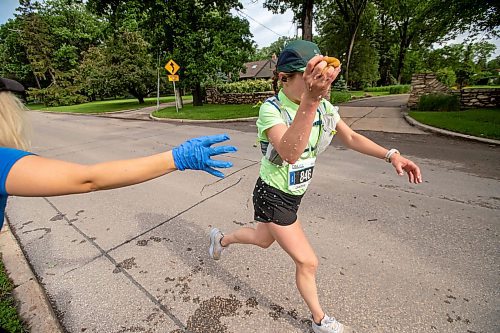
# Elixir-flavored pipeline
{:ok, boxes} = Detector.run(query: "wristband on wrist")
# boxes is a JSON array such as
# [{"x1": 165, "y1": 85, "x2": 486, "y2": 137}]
[{"x1": 385, "y1": 148, "x2": 400, "y2": 163}]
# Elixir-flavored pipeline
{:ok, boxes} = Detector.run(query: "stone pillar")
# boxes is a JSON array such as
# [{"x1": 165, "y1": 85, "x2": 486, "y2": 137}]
[{"x1": 408, "y1": 73, "x2": 451, "y2": 109}]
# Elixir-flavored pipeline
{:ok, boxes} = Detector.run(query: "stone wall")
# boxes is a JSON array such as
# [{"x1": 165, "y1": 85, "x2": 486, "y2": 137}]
[
  {"x1": 458, "y1": 88, "x2": 500, "y2": 108},
  {"x1": 408, "y1": 73, "x2": 450, "y2": 109},
  {"x1": 408, "y1": 73, "x2": 500, "y2": 109},
  {"x1": 206, "y1": 87, "x2": 274, "y2": 105}
]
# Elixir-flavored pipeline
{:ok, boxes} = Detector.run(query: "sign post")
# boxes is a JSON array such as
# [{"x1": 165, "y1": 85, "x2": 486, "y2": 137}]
[
  {"x1": 165, "y1": 59, "x2": 181, "y2": 113},
  {"x1": 156, "y1": 51, "x2": 160, "y2": 111}
]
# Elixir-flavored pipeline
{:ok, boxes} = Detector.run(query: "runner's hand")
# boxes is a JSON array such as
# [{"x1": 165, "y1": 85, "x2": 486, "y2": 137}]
[
  {"x1": 391, "y1": 154, "x2": 423, "y2": 184},
  {"x1": 172, "y1": 134, "x2": 237, "y2": 178},
  {"x1": 302, "y1": 55, "x2": 341, "y2": 102}
]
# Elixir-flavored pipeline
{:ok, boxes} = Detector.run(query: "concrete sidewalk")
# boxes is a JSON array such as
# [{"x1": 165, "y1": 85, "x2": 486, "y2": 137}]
[{"x1": 339, "y1": 106, "x2": 426, "y2": 134}]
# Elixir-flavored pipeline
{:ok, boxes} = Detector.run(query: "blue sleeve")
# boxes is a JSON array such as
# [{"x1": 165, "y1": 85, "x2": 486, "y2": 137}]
[{"x1": 0, "y1": 147, "x2": 34, "y2": 195}]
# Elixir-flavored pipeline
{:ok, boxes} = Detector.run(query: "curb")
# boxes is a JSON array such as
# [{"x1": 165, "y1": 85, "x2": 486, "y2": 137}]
[
  {"x1": 33, "y1": 103, "x2": 174, "y2": 117},
  {"x1": 0, "y1": 220, "x2": 64, "y2": 333},
  {"x1": 149, "y1": 114, "x2": 257, "y2": 123},
  {"x1": 403, "y1": 113, "x2": 500, "y2": 145}
]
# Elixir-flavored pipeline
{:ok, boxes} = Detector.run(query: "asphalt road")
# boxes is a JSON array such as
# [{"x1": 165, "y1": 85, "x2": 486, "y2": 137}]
[{"x1": 5, "y1": 101, "x2": 499, "y2": 333}]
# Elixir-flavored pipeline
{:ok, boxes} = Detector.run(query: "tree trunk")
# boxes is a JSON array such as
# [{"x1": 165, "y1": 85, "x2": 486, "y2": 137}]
[
  {"x1": 33, "y1": 74, "x2": 41, "y2": 89},
  {"x1": 192, "y1": 82, "x2": 203, "y2": 106},
  {"x1": 396, "y1": 21, "x2": 410, "y2": 84},
  {"x1": 301, "y1": 0, "x2": 314, "y2": 41},
  {"x1": 138, "y1": 95, "x2": 145, "y2": 104},
  {"x1": 345, "y1": 25, "x2": 359, "y2": 85},
  {"x1": 178, "y1": 88, "x2": 184, "y2": 108}
]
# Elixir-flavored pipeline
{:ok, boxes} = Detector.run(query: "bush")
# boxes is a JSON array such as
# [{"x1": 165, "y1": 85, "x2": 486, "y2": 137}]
[
  {"x1": 436, "y1": 68, "x2": 457, "y2": 87},
  {"x1": 389, "y1": 85, "x2": 411, "y2": 94},
  {"x1": 332, "y1": 75, "x2": 348, "y2": 91},
  {"x1": 365, "y1": 85, "x2": 410, "y2": 93},
  {"x1": 330, "y1": 91, "x2": 352, "y2": 104},
  {"x1": 27, "y1": 85, "x2": 88, "y2": 107},
  {"x1": 213, "y1": 79, "x2": 273, "y2": 93},
  {"x1": 417, "y1": 93, "x2": 460, "y2": 111},
  {"x1": 471, "y1": 71, "x2": 496, "y2": 85}
]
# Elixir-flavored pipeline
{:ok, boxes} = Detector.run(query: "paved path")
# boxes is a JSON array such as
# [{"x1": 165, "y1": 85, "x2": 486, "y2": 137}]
[
  {"x1": 101, "y1": 94, "x2": 427, "y2": 135},
  {"x1": 1, "y1": 101, "x2": 498, "y2": 333}
]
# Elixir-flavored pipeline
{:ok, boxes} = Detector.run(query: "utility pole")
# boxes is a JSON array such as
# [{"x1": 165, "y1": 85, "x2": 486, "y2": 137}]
[{"x1": 156, "y1": 49, "x2": 160, "y2": 110}]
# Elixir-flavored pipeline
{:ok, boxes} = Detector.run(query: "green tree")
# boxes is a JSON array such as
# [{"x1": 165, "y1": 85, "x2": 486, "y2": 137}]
[
  {"x1": 374, "y1": 0, "x2": 498, "y2": 84},
  {"x1": 448, "y1": 0, "x2": 499, "y2": 38},
  {"x1": 89, "y1": 0, "x2": 253, "y2": 106},
  {"x1": 374, "y1": 0, "x2": 451, "y2": 83},
  {"x1": 11, "y1": 0, "x2": 105, "y2": 104},
  {"x1": 317, "y1": 1, "x2": 378, "y2": 88},
  {"x1": 77, "y1": 45, "x2": 118, "y2": 101},
  {"x1": 332, "y1": 0, "x2": 369, "y2": 84},
  {"x1": 263, "y1": 0, "x2": 318, "y2": 41},
  {"x1": 108, "y1": 30, "x2": 157, "y2": 104},
  {"x1": 0, "y1": 18, "x2": 38, "y2": 88},
  {"x1": 172, "y1": 7, "x2": 253, "y2": 105}
]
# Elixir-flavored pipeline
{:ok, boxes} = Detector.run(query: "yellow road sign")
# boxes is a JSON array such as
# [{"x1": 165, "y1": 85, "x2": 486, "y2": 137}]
[
  {"x1": 168, "y1": 75, "x2": 179, "y2": 82},
  {"x1": 165, "y1": 59, "x2": 180, "y2": 75}
]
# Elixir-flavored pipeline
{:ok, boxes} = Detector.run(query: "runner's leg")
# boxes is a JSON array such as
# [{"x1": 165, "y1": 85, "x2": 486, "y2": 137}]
[
  {"x1": 267, "y1": 220, "x2": 324, "y2": 323},
  {"x1": 221, "y1": 222, "x2": 275, "y2": 249}
]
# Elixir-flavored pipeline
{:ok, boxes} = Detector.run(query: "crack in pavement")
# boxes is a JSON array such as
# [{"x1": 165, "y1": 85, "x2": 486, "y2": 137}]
[
  {"x1": 347, "y1": 106, "x2": 377, "y2": 128},
  {"x1": 39, "y1": 175, "x2": 246, "y2": 332}
]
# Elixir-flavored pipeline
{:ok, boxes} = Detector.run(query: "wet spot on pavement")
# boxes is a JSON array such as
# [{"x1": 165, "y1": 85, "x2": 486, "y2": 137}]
[
  {"x1": 18, "y1": 220, "x2": 33, "y2": 230},
  {"x1": 170, "y1": 295, "x2": 241, "y2": 333},
  {"x1": 246, "y1": 297, "x2": 258, "y2": 308},
  {"x1": 269, "y1": 302, "x2": 284, "y2": 320},
  {"x1": 113, "y1": 257, "x2": 138, "y2": 273},
  {"x1": 22, "y1": 227, "x2": 51, "y2": 239},
  {"x1": 50, "y1": 213, "x2": 66, "y2": 221}
]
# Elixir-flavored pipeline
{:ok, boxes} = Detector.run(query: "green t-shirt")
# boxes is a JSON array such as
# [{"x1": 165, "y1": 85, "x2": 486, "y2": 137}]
[{"x1": 256, "y1": 90, "x2": 341, "y2": 195}]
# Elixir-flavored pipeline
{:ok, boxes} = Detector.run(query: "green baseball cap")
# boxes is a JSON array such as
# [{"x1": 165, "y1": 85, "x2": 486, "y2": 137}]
[{"x1": 277, "y1": 40, "x2": 321, "y2": 73}]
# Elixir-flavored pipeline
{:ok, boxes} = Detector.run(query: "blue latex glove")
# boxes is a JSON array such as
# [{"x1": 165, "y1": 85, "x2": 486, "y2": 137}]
[{"x1": 172, "y1": 134, "x2": 237, "y2": 178}]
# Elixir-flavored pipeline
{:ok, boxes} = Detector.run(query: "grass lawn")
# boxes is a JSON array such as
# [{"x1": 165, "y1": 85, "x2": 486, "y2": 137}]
[
  {"x1": 152, "y1": 103, "x2": 259, "y2": 120},
  {"x1": 27, "y1": 96, "x2": 190, "y2": 114},
  {"x1": 0, "y1": 255, "x2": 27, "y2": 333},
  {"x1": 461, "y1": 85, "x2": 500, "y2": 89},
  {"x1": 409, "y1": 109, "x2": 500, "y2": 140},
  {"x1": 349, "y1": 90, "x2": 390, "y2": 97}
]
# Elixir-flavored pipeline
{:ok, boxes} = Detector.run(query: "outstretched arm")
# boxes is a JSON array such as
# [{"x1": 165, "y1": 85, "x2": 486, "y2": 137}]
[
  {"x1": 335, "y1": 120, "x2": 422, "y2": 184},
  {"x1": 6, "y1": 152, "x2": 175, "y2": 196},
  {"x1": 5, "y1": 134, "x2": 237, "y2": 197}
]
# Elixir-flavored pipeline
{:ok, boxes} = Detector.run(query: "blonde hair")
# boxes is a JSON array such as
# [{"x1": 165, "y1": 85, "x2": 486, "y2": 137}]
[{"x1": 0, "y1": 92, "x2": 31, "y2": 150}]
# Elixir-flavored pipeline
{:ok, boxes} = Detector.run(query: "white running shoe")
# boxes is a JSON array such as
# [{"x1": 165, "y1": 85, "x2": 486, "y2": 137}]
[
  {"x1": 209, "y1": 228, "x2": 225, "y2": 260},
  {"x1": 312, "y1": 314, "x2": 355, "y2": 333}
]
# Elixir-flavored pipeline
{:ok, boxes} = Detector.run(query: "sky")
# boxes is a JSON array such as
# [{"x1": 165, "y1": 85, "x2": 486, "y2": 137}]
[{"x1": 1, "y1": 0, "x2": 498, "y2": 57}]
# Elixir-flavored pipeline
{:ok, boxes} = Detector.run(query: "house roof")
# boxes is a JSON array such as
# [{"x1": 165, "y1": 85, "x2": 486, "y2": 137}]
[{"x1": 240, "y1": 59, "x2": 277, "y2": 79}]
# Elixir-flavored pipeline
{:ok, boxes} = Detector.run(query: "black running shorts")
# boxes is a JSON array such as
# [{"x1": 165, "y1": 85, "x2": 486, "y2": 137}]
[{"x1": 253, "y1": 177, "x2": 303, "y2": 226}]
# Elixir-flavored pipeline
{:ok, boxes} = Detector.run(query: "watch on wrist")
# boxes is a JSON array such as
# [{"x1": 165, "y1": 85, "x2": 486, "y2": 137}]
[{"x1": 385, "y1": 149, "x2": 400, "y2": 163}]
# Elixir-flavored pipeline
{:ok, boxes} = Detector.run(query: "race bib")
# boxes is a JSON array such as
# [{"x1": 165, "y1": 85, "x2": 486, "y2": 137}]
[{"x1": 288, "y1": 157, "x2": 316, "y2": 192}]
